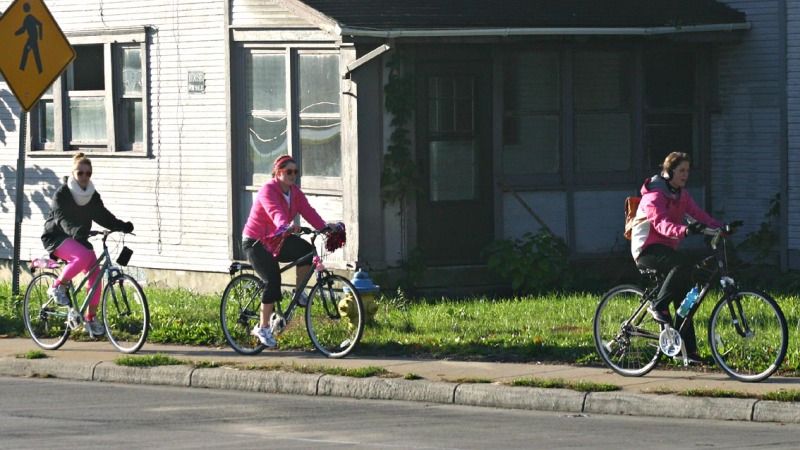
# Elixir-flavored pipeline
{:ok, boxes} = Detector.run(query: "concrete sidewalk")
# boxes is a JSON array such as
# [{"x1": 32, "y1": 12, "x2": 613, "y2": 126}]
[{"x1": 2, "y1": 337, "x2": 799, "y2": 424}]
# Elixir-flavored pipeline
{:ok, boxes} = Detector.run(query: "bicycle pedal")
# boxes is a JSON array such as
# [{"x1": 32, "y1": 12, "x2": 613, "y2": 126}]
[{"x1": 66, "y1": 309, "x2": 82, "y2": 330}]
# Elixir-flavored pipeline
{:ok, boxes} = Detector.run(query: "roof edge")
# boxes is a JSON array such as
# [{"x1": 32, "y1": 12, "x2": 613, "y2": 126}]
[
  {"x1": 276, "y1": 0, "x2": 340, "y2": 34},
  {"x1": 337, "y1": 22, "x2": 751, "y2": 38}
]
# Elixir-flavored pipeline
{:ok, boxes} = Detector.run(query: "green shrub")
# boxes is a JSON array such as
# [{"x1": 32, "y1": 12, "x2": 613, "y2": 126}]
[{"x1": 484, "y1": 230, "x2": 571, "y2": 294}]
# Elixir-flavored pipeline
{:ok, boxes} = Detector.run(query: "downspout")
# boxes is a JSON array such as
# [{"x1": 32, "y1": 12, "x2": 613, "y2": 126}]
[{"x1": 779, "y1": 0, "x2": 789, "y2": 270}]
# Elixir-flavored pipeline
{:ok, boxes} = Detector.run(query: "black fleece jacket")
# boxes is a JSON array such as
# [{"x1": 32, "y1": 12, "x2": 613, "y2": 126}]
[{"x1": 41, "y1": 184, "x2": 128, "y2": 254}]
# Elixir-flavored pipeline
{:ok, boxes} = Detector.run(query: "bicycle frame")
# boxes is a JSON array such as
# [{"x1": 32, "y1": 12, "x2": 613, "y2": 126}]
[{"x1": 58, "y1": 232, "x2": 126, "y2": 318}]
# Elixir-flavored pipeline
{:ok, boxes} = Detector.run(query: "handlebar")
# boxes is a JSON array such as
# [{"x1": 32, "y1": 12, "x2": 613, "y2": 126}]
[{"x1": 701, "y1": 221, "x2": 743, "y2": 249}]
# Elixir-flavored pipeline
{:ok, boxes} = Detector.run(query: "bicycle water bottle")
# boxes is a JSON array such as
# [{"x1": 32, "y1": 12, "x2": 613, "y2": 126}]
[{"x1": 677, "y1": 286, "x2": 700, "y2": 318}]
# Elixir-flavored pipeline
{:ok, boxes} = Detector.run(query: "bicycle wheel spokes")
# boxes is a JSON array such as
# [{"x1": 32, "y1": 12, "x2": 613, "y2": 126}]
[
  {"x1": 709, "y1": 291, "x2": 788, "y2": 382},
  {"x1": 103, "y1": 274, "x2": 149, "y2": 353},
  {"x1": 305, "y1": 274, "x2": 364, "y2": 358},
  {"x1": 23, "y1": 272, "x2": 70, "y2": 350},
  {"x1": 593, "y1": 285, "x2": 661, "y2": 377},
  {"x1": 220, "y1": 274, "x2": 265, "y2": 355}
]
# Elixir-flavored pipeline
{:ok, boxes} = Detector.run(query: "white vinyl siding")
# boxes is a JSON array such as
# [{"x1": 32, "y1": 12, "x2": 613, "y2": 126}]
[
  {"x1": 0, "y1": 0, "x2": 229, "y2": 273},
  {"x1": 714, "y1": 1, "x2": 784, "y2": 239},
  {"x1": 787, "y1": 0, "x2": 800, "y2": 251}
]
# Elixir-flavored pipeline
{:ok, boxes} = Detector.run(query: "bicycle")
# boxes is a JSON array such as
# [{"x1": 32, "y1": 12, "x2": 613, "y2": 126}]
[
  {"x1": 220, "y1": 227, "x2": 365, "y2": 358},
  {"x1": 23, "y1": 230, "x2": 150, "y2": 354},
  {"x1": 593, "y1": 223, "x2": 788, "y2": 382}
]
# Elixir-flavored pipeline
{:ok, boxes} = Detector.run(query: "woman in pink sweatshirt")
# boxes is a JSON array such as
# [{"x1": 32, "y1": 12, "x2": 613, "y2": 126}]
[
  {"x1": 241, "y1": 155, "x2": 331, "y2": 348},
  {"x1": 629, "y1": 152, "x2": 723, "y2": 364}
]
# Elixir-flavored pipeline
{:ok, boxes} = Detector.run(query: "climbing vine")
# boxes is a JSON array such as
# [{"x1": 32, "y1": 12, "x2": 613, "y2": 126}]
[{"x1": 381, "y1": 51, "x2": 418, "y2": 204}]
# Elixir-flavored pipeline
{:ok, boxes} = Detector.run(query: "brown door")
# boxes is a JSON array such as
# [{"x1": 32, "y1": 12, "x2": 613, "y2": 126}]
[{"x1": 416, "y1": 62, "x2": 493, "y2": 266}]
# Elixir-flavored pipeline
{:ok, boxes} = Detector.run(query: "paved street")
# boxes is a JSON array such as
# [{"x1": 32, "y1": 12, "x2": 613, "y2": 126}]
[{"x1": 2, "y1": 376, "x2": 800, "y2": 450}]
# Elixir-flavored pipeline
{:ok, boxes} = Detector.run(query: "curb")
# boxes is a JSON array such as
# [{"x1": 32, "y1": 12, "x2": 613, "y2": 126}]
[{"x1": 2, "y1": 357, "x2": 799, "y2": 424}]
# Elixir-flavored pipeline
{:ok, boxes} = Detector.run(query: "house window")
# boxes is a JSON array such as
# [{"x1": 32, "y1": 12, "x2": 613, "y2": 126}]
[
  {"x1": 574, "y1": 50, "x2": 632, "y2": 173},
  {"x1": 644, "y1": 49, "x2": 698, "y2": 172},
  {"x1": 30, "y1": 33, "x2": 148, "y2": 153},
  {"x1": 244, "y1": 51, "x2": 287, "y2": 187},
  {"x1": 502, "y1": 51, "x2": 560, "y2": 176},
  {"x1": 298, "y1": 53, "x2": 341, "y2": 177}
]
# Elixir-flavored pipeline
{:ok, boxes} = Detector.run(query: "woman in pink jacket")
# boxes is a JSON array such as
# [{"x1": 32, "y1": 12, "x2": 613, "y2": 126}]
[
  {"x1": 242, "y1": 155, "x2": 332, "y2": 348},
  {"x1": 629, "y1": 152, "x2": 723, "y2": 364}
]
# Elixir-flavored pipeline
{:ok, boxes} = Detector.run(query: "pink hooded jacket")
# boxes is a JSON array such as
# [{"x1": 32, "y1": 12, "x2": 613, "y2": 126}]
[
  {"x1": 630, "y1": 175, "x2": 722, "y2": 260},
  {"x1": 242, "y1": 178, "x2": 326, "y2": 255}
]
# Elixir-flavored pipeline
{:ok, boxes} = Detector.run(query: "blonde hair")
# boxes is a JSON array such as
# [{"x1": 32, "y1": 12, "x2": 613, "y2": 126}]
[{"x1": 72, "y1": 152, "x2": 92, "y2": 171}]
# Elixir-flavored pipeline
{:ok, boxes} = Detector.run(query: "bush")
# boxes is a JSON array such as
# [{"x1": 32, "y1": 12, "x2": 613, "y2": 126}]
[{"x1": 484, "y1": 230, "x2": 571, "y2": 294}]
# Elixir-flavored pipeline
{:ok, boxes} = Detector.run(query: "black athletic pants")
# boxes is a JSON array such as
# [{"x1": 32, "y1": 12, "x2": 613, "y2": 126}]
[{"x1": 242, "y1": 236, "x2": 313, "y2": 304}]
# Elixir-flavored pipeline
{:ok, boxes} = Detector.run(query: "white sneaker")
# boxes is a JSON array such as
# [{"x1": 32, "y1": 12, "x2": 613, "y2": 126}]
[
  {"x1": 84, "y1": 319, "x2": 105, "y2": 337},
  {"x1": 47, "y1": 284, "x2": 70, "y2": 306},
  {"x1": 250, "y1": 325, "x2": 277, "y2": 348}
]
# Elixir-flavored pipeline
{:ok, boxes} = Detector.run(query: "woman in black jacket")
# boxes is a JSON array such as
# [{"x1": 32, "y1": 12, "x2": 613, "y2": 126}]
[{"x1": 41, "y1": 152, "x2": 133, "y2": 337}]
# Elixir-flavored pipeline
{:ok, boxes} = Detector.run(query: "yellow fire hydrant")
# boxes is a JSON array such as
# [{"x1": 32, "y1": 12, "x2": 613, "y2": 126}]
[{"x1": 338, "y1": 269, "x2": 379, "y2": 327}]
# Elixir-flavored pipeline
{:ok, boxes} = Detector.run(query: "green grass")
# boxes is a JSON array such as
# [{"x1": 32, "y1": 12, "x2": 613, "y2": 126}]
[
  {"x1": 651, "y1": 387, "x2": 800, "y2": 402},
  {"x1": 3, "y1": 282, "x2": 800, "y2": 376},
  {"x1": 444, "y1": 377, "x2": 492, "y2": 384},
  {"x1": 510, "y1": 377, "x2": 620, "y2": 392},
  {"x1": 115, "y1": 353, "x2": 184, "y2": 367},
  {"x1": 16, "y1": 349, "x2": 47, "y2": 359},
  {"x1": 244, "y1": 362, "x2": 390, "y2": 378},
  {"x1": 404, "y1": 373, "x2": 423, "y2": 380}
]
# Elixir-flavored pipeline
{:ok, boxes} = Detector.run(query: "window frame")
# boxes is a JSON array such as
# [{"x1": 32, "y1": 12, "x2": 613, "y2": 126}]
[
  {"x1": 236, "y1": 44, "x2": 343, "y2": 195},
  {"x1": 499, "y1": 43, "x2": 709, "y2": 190},
  {"x1": 28, "y1": 27, "x2": 149, "y2": 156}
]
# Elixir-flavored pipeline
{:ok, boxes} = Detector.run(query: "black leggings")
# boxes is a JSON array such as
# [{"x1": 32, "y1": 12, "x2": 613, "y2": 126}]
[
  {"x1": 636, "y1": 244, "x2": 698, "y2": 353},
  {"x1": 242, "y1": 236, "x2": 314, "y2": 304}
]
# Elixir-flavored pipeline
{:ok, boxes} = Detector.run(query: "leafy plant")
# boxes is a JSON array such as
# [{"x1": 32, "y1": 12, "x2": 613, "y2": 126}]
[
  {"x1": 381, "y1": 50, "x2": 418, "y2": 205},
  {"x1": 484, "y1": 230, "x2": 571, "y2": 294},
  {"x1": 737, "y1": 193, "x2": 780, "y2": 264}
]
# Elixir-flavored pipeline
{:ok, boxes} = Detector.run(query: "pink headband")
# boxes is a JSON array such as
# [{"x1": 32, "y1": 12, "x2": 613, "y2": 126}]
[{"x1": 273, "y1": 155, "x2": 295, "y2": 172}]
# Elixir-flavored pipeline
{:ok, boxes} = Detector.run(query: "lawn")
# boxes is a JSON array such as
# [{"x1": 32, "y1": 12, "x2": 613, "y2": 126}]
[{"x1": 2, "y1": 282, "x2": 798, "y2": 375}]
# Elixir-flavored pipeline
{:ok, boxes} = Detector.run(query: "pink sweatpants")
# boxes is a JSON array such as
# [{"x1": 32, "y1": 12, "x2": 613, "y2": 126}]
[{"x1": 53, "y1": 239, "x2": 101, "y2": 318}]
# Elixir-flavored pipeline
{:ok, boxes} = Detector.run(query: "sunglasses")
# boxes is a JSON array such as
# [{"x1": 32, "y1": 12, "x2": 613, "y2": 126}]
[
  {"x1": 76, "y1": 170, "x2": 92, "y2": 177},
  {"x1": 281, "y1": 169, "x2": 299, "y2": 175}
]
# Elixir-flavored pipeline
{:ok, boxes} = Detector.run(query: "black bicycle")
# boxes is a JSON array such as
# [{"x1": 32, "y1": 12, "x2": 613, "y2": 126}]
[
  {"x1": 23, "y1": 230, "x2": 149, "y2": 354},
  {"x1": 593, "y1": 223, "x2": 788, "y2": 382},
  {"x1": 220, "y1": 227, "x2": 364, "y2": 358}
]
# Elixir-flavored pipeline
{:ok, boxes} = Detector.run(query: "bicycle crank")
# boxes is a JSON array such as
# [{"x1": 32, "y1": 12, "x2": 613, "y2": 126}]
[
  {"x1": 658, "y1": 327, "x2": 682, "y2": 357},
  {"x1": 269, "y1": 312, "x2": 287, "y2": 335}
]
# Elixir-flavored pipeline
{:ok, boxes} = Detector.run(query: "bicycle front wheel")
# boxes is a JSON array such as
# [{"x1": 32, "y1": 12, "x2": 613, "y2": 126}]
[
  {"x1": 102, "y1": 274, "x2": 149, "y2": 354},
  {"x1": 305, "y1": 274, "x2": 364, "y2": 358},
  {"x1": 709, "y1": 290, "x2": 788, "y2": 382},
  {"x1": 220, "y1": 274, "x2": 265, "y2": 355},
  {"x1": 23, "y1": 272, "x2": 70, "y2": 350},
  {"x1": 593, "y1": 285, "x2": 661, "y2": 377}
]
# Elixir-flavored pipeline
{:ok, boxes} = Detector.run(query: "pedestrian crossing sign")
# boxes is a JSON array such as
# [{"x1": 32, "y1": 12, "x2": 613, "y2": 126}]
[{"x1": 0, "y1": 0, "x2": 75, "y2": 111}]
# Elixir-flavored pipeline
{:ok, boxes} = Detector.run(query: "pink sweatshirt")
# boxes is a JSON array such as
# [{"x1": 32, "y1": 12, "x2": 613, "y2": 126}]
[
  {"x1": 242, "y1": 178, "x2": 326, "y2": 254},
  {"x1": 630, "y1": 175, "x2": 722, "y2": 260}
]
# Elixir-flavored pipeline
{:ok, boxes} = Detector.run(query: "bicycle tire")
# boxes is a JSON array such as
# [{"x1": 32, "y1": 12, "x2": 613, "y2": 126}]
[
  {"x1": 103, "y1": 274, "x2": 150, "y2": 354},
  {"x1": 305, "y1": 274, "x2": 364, "y2": 358},
  {"x1": 220, "y1": 274, "x2": 266, "y2": 355},
  {"x1": 23, "y1": 272, "x2": 71, "y2": 351},
  {"x1": 708, "y1": 290, "x2": 788, "y2": 382},
  {"x1": 593, "y1": 284, "x2": 661, "y2": 377}
]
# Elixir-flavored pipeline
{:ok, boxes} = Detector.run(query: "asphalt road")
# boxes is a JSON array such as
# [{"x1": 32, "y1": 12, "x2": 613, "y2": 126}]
[{"x1": 2, "y1": 376, "x2": 799, "y2": 450}]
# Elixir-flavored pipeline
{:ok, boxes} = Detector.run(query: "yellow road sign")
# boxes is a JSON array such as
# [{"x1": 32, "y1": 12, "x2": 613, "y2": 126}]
[{"x1": 0, "y1": 0, "x2": 75, "y2": 111}]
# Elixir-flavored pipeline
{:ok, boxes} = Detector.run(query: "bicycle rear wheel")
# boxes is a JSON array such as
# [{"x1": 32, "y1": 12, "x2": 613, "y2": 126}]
[
  {"x1": 708, "y1": 290, "x2": 788, "y2": 382},
  {"x1": 593, "y1": 285, "x2": 661, "y2": 377},
  {"x1": 103, "y1": 274, "x2": 150, "y2": 354},
  {"x1": 220, "y1": 274, "x2": 265, "y2": 355},
  {"x1": 305, "y1": 274, "x2": 364, "y2": 358},
  {"x1": 23, "y1": 272, "x2": 70, "y2": 350}
]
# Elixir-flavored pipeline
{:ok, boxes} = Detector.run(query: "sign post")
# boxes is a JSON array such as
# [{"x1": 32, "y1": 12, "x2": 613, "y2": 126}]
[{"x1": 0, "y1": 0, "x2": 75, "y2": 295}]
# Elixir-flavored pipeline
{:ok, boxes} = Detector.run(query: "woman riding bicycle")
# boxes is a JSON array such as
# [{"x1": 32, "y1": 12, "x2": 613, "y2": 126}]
[
  {"x1": 41, "y1": 152, "x2": 134, "y2": 337},
  {"x1": 629, "y1": 152, "x2": 723, "y2": 364},
  {"x1": 242, "y1": 155, "x2": 338, "y2": 348}
]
